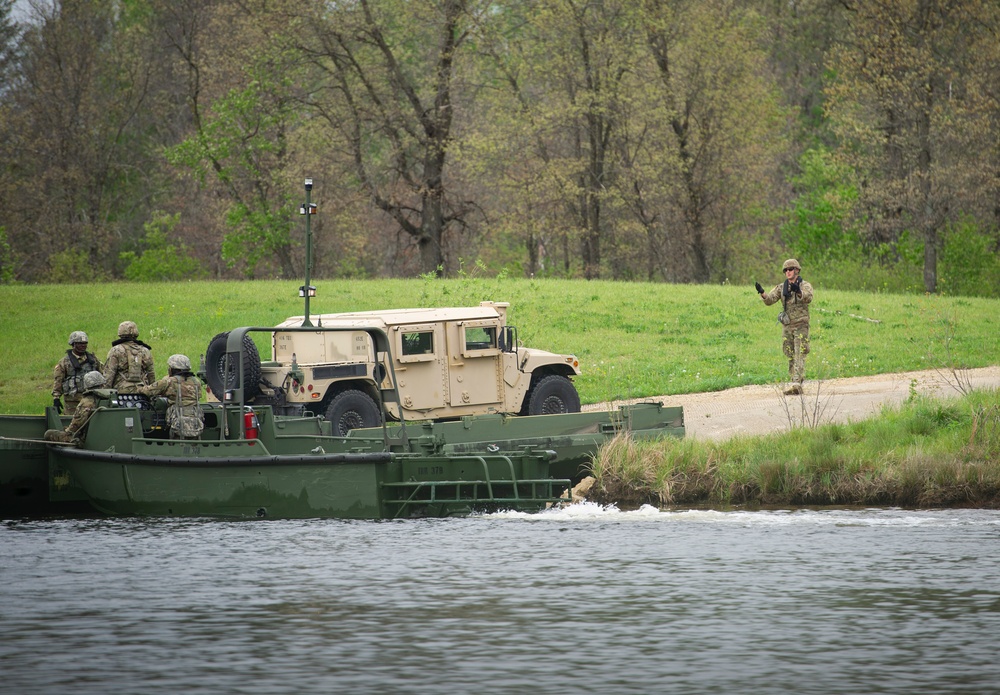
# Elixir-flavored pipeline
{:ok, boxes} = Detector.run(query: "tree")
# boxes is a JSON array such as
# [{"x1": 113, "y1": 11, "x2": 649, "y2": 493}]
[
  {"x1": 161, "y1": 0, "x2": 304, "y2": 279},
  {"x1": 0, "y1": 0, "x2": 159, "y2": 281},
  {"x1": 469, "y1": 0, "x2": 653, "y2": 280},
  {"x1": 637, "y1": 0, "x2": 788, "y2": 282},
  {"x1": 825, "y1": 0, "x2": 1000, "y2": 293},
  {"x1": 301, "y1": 0, "x2": 480, "y2": 276},
  {"x1": 0, "y1": 0, "x2": 20, "y2": 92}
]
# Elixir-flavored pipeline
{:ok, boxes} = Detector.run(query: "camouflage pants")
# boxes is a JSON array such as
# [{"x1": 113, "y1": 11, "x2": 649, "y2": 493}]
[
  {"x1": 782, "y1": 322, "x2": 810, "y2": 384},
  {"x1": 44, "y1": 429, "x2": 76, "y2": 443}
]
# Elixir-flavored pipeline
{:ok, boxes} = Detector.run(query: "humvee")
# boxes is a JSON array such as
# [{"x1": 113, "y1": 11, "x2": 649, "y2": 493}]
[{"x1": 203, "y1": 301, "x2": 582, "y2": 435}]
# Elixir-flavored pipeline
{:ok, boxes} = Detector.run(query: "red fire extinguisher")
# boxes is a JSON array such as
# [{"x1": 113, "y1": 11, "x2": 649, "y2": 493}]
[{"x1": 243, "y1": 407, "x2": 259, "y2": 440}]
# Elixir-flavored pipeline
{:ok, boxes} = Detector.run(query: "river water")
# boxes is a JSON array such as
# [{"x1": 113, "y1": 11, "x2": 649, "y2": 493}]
[{"x1": 2, "y1": 505, "x2": 999, "y2": 694}]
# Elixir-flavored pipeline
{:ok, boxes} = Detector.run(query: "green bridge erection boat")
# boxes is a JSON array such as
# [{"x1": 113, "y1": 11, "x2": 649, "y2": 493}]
[{"x1": 1, "y1": 326, "x2": 684, "y2": 520}]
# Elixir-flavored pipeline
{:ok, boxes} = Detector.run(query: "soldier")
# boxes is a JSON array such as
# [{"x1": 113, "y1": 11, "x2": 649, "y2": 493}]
[
  {"x1": 44, "y1": 371, "x2": 106, "y2": 443},
  {"x1": 756, "y1": 258, "x2": 814, "y2": 395},
  {"x1": 103, "y1": 320, "x2": 155, "y2": 394},
  {"x1": 138, "y1": 354, "x2": 204, "y2": 440},
  {"x1": 51, "y1": 331, "x2": 102, "y2": 414}
]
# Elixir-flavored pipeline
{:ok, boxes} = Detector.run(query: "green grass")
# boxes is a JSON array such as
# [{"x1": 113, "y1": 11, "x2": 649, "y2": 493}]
[
  {"x1": 2, "y1": 277, "x2": 997, "y2": 414},
  {"x1": 590, "y1": 390, "x2": 1000, "y2": 508}
]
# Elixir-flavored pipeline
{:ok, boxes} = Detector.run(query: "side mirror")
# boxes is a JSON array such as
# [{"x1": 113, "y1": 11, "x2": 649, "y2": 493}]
[{"x1": 500, "y1": 326, "x2": 517, "y2": 353}]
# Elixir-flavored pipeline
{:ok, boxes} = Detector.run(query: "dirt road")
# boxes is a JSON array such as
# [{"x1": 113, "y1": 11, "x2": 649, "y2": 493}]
[{"x1": 583, "y1": 366, "x2": 1000, "y2": 442}]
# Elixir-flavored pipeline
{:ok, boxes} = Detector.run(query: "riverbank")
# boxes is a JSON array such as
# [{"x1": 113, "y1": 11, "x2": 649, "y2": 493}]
[
  {"x1": 584, "y1": 366, "x2": 1000, "y2": 440},
  {"x1": 587, "y1": 380, "x2": 1000, "y2": 509}
]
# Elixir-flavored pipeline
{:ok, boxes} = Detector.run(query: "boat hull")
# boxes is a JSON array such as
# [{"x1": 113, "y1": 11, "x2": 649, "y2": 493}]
[
  {"x1": 55, "y1": 446, "x2": 564, "y2": 519},
  {"x1": 0, "y1": 414, "x2": 92, "y2": 516}
]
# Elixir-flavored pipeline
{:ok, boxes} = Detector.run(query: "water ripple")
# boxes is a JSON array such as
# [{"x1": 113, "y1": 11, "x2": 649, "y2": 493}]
[{"x1": 3, "y1": 509, "x2": 1000, "y2": 694}]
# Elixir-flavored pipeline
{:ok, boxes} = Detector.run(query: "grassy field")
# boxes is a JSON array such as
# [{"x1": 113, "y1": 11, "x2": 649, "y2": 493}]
[{"x1": 2, "y1": 277, "x2": 998, "y2": 414}]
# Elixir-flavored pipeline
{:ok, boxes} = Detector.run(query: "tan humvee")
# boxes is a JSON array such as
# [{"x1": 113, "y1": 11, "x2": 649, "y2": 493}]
[{"x1": 207, "y1": 302, "x2": 581, "y2": 435}]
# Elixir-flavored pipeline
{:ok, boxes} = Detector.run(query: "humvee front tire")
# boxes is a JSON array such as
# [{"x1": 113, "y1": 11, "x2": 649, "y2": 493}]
[
  {"x1": 325, "y1": 390, "x2": 382, "y2": 436},
  {"x1": 527, "y1": 375, "x2": 581, "y2": 415}
]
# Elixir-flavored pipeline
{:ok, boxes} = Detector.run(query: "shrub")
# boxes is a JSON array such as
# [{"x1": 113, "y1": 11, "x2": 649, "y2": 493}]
[{"x1": 121, "y1": 212, "x2": 205, "y2": 282}]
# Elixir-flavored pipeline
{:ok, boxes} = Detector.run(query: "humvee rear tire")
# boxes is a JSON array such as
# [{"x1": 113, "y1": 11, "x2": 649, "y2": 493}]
[
  {"x1": 205, "y1": 332, "x2": 262, "y2": 401},
  {"x1": 527, "y1": 375, "x2": 581, "y2": 415},
  {"x1": 325, "y1": 390, "x2": 382, "y2": 436}
]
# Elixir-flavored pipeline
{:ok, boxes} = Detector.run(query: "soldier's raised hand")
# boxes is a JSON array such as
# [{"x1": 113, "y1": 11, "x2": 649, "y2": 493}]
[{"x1": 754, "y1": 282, "x2": 764, "y2": 295}]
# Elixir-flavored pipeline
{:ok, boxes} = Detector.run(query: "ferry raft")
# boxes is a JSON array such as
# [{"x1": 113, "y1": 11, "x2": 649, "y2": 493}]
[{"x1": 0, "y1": 326, "x2": 684, "y2": 520}]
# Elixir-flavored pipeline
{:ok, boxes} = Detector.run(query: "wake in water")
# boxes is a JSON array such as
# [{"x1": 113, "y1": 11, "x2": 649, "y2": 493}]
[{"x1": 485, "y1": 502, "x2": 1000, "y2": 527}]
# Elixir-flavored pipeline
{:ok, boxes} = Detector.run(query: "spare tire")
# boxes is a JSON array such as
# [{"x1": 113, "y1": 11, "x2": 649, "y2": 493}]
[{"x1": 205, "y1": 331, "x2": 262, "y2": 401}]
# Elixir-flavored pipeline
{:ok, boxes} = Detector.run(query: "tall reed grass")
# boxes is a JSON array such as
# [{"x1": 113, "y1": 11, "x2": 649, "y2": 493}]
[{"x1": 590, "y1": 390, "x2": 1000, "y2": 509}]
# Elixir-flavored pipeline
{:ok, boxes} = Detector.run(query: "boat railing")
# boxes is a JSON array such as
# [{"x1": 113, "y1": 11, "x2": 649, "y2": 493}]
[
  {"x1": 131, "y1": 436, "x2": 273, "y2": 456},
  {"x1": 380, "y1": 452, "x2": 570, "y2": 519}
]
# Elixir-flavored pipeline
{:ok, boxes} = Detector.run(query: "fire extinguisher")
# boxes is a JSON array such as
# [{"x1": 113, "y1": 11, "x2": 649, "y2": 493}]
[{"x1": 243, "y1": 407, "x2": 259, "y2": 440}]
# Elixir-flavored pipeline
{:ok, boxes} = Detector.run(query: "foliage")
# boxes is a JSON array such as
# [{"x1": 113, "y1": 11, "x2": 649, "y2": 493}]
[
  {"x1": 781, "y1": 147, "x2": 858, "y2": 261},
  {"x1": 301, "y1": 0, "x2": 477, "y2": 276},
  {"x1": 46, "y1": 249, "x2": 106, "y2": 284},
  {"x1": 0, "y1": 1, "x2": 998, "y2": 290},
  {"x1": 1, "y1": 0, "x2": 162, "y2": 280},
  {"x1": 0, "y1": 226, "x2": 14, "y2": 283},
  {"x1": 120, "y1": 212, "x2": 205, "y2": 282},
  {"x1": 0, "y1": 0, "x2": 20, "y2": 90},
  {"x1": 823, "y1": 0, "x2": 1000, "y2": 293},
  {"x1": 165, "y1": 67, "x2": 300, "y2": 278},
  {"x1": 938, "y1": 220, "x2": 1000, "y2": 298}
]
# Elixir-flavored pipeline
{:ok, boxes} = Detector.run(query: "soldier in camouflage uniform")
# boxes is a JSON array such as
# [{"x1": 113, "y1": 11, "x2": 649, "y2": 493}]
[
  {"x1": 45, "y1": 371, "x2": 106, "y2": 443},
  {"x1": 103, "y1": 320, "x2": 155, "y2": 394},
  {"x1": 52, "y1": 331, "x2": 102, "y2": 414},
  {"x1": 757, "y1": 258, "x2": 813, "y2": 395},
  {"x1": 139, "y1": 354, "x2": 204, "y2": 439}
]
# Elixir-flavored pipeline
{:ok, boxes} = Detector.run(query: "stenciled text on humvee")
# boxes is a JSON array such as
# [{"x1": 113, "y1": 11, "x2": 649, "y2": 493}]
[{"x1": 203, "y1": 302, "x2": 582, "y2": 435}]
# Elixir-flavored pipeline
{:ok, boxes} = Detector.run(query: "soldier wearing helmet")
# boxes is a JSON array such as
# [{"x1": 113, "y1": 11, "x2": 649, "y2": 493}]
[
  {"x1": 755, "y1": 258, "x2": 814, "y2": 395},
  {"x1": 139, "y1": 354, "x2": 204, "y2": 439},
  {"x1": 51, "y1": 330, "x2": 102, "y2": 414},
  {"x1": 103, "y1": 320, "x2": 155, "y2": 394},
  {"x1": 44, "y1": 371, "x2": 106, "y2": 443}
]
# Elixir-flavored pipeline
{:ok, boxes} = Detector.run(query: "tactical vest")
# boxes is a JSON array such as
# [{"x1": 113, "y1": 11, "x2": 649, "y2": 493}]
[{"x1": 62, "y1": 351, "x2": 100, "y2": 397}]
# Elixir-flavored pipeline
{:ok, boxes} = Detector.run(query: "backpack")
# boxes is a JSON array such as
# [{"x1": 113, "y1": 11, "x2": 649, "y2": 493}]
[{"x1": 168, "y1": 376, "x2": 204, "y2": 438}]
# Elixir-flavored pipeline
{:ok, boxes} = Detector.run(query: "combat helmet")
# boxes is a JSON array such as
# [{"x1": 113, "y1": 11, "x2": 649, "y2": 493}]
[
  {"x1": 782, "y1": 258, "x2": 801, "y2": 272},
  {"x1": 167, "y1": 354, "x2": 192, "y2": 372},
  {"x1": 68, "y1": 330, "x2": 89, "y2": 346},
  {"x1": 117, "y1": 320, "x2": 139, "y2": 339},
  {"x1": 82, "y1": 371, "x2": 105, "y2": 391}
]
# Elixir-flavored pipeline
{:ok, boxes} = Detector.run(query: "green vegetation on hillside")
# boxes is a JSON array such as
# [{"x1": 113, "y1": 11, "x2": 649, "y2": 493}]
[{"x1": 1, "y1": 278, "x2": 997, "y2": 415}]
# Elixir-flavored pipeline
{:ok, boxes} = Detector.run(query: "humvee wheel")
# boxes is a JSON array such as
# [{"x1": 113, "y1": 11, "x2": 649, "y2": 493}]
[
  {"x1": 325, "y1": 390, "x2": 382, "y2": 436},
  {"x1": 527, "y1": 375, "x2": 581, "y2": 415},
  {"x1": 205, "y1": 332, "x2": 262, "y2": 401}
]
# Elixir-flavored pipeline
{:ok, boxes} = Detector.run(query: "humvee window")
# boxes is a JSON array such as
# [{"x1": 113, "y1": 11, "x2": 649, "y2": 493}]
[
  {"x1": 464, "y1": 326, "x2": 496, "y2": 351},
  {"x1": 402, "y1": 331, "x2": 434, "y2": 356}
]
